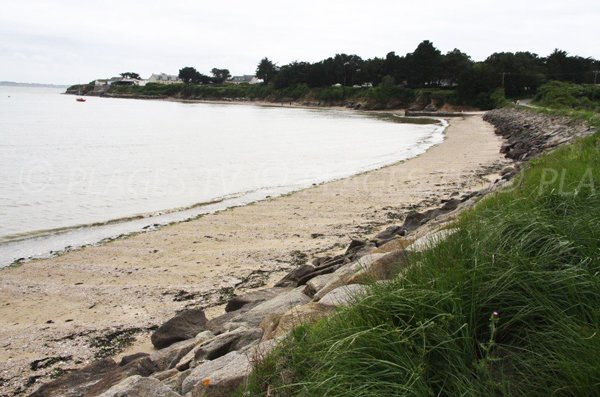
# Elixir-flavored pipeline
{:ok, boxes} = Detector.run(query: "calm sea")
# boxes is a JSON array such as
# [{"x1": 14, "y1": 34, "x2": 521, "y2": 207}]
[{"x1": 0, "y1": 86, "x2": 445, "y2": 266}]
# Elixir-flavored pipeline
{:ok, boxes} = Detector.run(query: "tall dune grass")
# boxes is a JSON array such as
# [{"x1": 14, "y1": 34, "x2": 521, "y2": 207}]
[{"x1": 243, "y1": 131, "x2": 600, "y2": 396}]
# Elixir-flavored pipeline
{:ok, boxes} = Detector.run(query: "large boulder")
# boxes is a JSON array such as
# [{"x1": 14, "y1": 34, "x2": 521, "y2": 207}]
[
  {"x1": 224, "y1": 287, "x2": 289, "y2": 312},
  {"x1": 29, "y1": 358, "x2": 118, "y2": 397},
  {"x1": 406, "y1": 229, "x2": 458, "y2": 252},
  {"x1": 313, "y1": 254, "x2": 385, "y2": 300},
  {"x1": 151, "y1": 308, "x2": 208, "y2": 349},
  {"x1": 274, "y1": 264, "x2": 315, "y2": 287},
  {"x1": 303, "y1": 273, "x2": 336, "y2": 298},
  {"x1": 318, "y1": 284, "x2": 369, "y2": 308},
  {"x1": 182, "y1": 351, "x2": 252, "y2": 396},
  {"x1": 372, "y1": 225, "x2": 406, "y2": 246},
  {"x1": 152, "y1": 368, "x2": 191, "y2": 395},
  {"x1": 193, "y1": 327, "x2": 263, "y2": 362},
  {"x1": 148, "y1": 331, "x2": 214, "y2": 371},
  {"x1": 346, "y1": 250, "x2": 409, "y2": 283},
  {"x1": 97, "y1": 375, "x2": 180, "y2": 397},
  {"x1": 85, "y1": 357, "x2": 158, "y2": 396},
  {"x1": 372, "y1": 237, "x2": 414, "y2": 254},
  {"x1": 30, "y1": 356, "x2": 160, "y2": 397},
  {"x1": 401, "y1": 211, "x2": 429, "y2": 233},
  {"x1": 260, "y1": 302, "x2": 333, "y2": 340},
  {"x1": 230, "y1": 286, "x2": 311, "y2": 326},
  {"x1": 118, "y1": 353, "x2": 149, "y2": 366},
  {"x1": 175, "y1": 327, "x2": 262, "y2": 371}
]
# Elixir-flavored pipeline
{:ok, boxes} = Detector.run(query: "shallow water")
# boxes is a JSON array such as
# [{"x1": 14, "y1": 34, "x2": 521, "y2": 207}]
[{"x1": 0, "y1": 86, "x2": 444, "y2": 266}]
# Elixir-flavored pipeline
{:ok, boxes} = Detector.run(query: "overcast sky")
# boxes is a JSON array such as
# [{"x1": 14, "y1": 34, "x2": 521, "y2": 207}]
[{"x1": 1, "y1": 0, "x2": 599, "y2": 85}]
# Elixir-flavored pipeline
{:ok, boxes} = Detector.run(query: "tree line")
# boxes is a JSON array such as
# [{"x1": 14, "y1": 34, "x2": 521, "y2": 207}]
[{"x1": 255, "y1": 41, "x2": 600, "y2": 99}]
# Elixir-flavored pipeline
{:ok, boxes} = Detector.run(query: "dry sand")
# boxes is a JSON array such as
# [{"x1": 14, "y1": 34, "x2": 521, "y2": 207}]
[{"x1": 0, "y1": 114, "x2": 509, "y2": 396}]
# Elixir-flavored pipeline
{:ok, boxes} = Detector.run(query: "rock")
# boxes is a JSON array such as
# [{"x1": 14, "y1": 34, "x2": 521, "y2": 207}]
[
  {"x1": 224, "y1": 288, "x2": 288, "y2": 312},
  {"x1": 312, "y1": 256, "x2": 330, "y2": 266},
  {"x1": 206, "y1": 305, "x2": 258, "y2": 334},
  {"x1": 406, "y1": 228, "x2": 458, "y2": 252},
  {"x1": 500, "y1": 166, "x2": 517, "y2": 179},
  {"x1": 151, "y1": 308, "x2": 208, "y2": 349},
  {"x1": 274, "y1": 264, "x2": 315, "y2": 287},
  {"x1": 182, "y1": 351, "x2": 251, "y2": 396},
  {"x1": 261, "y1": 302, "x2": 333, "y2": 340},
  {"x1": 152, "y1": 368, "x2": 179, "y2": 381},
  {"x1": 345, "y1": 239, "x2": 366, "y2": 255},
  {"x1": 230, "y1": 286, "x2": 311, "y2": 326},
  {"x1": 119, "y1": 353, "x2": 149, "y2": 366},
  {"x1": 424, "y1": 103, "x2": 438, "y2": 112},
  {"x1": 303, "y1": 273, "x2": 336, "y2": 298},
  {"x1": 97, "y1": 375, "x2": 180, "y2": 397},
  {"x1": 401, "y1": 211, "x2": 428, "y2": 233},
  {"x1": 148, "y1": 331, "x2": 213, "y2": 371},
  {"x1": 193, "y1": 327, "x2": 263, "y2": 362},
  {"x1": 344, "y1": 239, "x2": 376, "y2": 259},
  {"x1": 153, "y1": 368, "x2": 191, "y2": 394},
  {"x1": 86, "y1": 357, "x2": 158, "y2": 396},
  {"x1": 318, "y1": 284, "x2": 369, "y2": 307},
  {"x1": 312, "y1": 254, "x2": 386, "y2": 300},
  {"x1": 295, "y1": 257, "x2": 348, "y2": 286},
  {"x1": 372, "y1": 237, "x2": 414, "y2": 254},
  {"x1": 346, "y1": 250, "x2": 409, "y2": 283},
  {"x1": 484, "y1": 108, "x2": 593, "y2": 161},
  {"x1": 29, "y1": 358, "x2": 118, "y2": 397},
  {"x1": 440, "y1": 198, "x2": 461, "y2": 212},
  {"x1": 372, "y1": 225, "x2": 406, "y2": 246},
  {"x1": 246, "y1": 338, "x2": 280, "y2": 361},
  {"x1": 173, "y1": 331, "x2": 216, "y2": 371}
]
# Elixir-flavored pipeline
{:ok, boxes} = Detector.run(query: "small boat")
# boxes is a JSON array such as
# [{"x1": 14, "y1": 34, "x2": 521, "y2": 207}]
[{"x1": 76, "y1": 84, "x2": 86, "y2": 102}]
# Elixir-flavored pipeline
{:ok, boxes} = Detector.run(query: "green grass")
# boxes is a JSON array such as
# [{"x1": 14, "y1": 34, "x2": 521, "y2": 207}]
[{"x1": 243, "y1": 129, "x2": 600, "y2": 396}]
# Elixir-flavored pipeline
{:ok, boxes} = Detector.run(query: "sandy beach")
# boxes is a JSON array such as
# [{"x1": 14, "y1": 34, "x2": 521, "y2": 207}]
[{"x1": 0, "y1": 114, "x2": 509, "y2": 396}]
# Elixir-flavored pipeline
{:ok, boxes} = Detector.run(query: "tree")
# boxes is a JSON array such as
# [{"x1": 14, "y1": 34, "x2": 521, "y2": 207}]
[
  {"x1": 120, "y1": 72, "x2": 141, "y2": 80},
  {"x1": 273, "y1": 62, "x2": 312, "y2": 89},
  {"x1": 442, "y1": 49, "x2": 472, "y2": 86},
  {"x1": 545, "y1": 49, "x2": 596, "y2": 84},
  {"x1": 211, "y1": 68, "x2": 231, "y2": 83},
  {"x1": 484, "y1": 52, "x2": 545, "y2": 97},
  {"x1": 256, "y1": 58, "x2": 278, "y2": 84},
  {"x1": 179, "y1": 67, "x2": 201, "y2": 84},
  {"x1": 406, "y1": 40, "x2": 444, "y2": 87},
  {"x1": 332, "y1": 54, "x2": 363, "y2": 86}
]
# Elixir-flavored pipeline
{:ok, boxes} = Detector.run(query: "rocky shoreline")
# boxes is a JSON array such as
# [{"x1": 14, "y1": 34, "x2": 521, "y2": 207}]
[
  {"x1": 483, "y1": 107, "x2": 593, "y2": 160},
  {"x1": 26, "y1": 191, "x2": 493, "y2": 397},
  {"x1": 6, "y1": 107, "x2": 594, "y2": 397}
]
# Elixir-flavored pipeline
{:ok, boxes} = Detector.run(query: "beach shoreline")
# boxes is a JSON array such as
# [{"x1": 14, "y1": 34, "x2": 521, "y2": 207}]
[
  {"x1": 0, "y1": 114, "x2": 509, "y2": 396},
  {"x1": 0, "y1": 108, "x2": 446, "y2": 269}
]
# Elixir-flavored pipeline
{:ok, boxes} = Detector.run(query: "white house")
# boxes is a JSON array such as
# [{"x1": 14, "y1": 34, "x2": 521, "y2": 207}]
[
  {"x1": 228, "y1": 75, "x2": 263, "y2": 85},
  {"x1": 94, "y1": 77, "x2": 146, "y2": 86},
  {"x1": 148, "y1": 73, "x2": 182, "y2": 84}
]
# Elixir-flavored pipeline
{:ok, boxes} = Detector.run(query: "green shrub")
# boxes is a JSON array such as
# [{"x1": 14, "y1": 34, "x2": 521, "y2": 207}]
[{"x1": 534, "y1": 81, "x2": 600, "y2": 112}]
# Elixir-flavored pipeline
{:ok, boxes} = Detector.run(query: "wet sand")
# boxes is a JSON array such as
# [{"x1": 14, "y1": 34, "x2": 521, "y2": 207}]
[{"x1": 0, "y1": 114, "x2": 509, "y2": 395}]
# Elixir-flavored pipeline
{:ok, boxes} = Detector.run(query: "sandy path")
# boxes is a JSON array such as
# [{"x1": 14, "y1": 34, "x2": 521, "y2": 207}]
[{"x1": 0, "y1": 114, "x2": 508, "y2": 396}]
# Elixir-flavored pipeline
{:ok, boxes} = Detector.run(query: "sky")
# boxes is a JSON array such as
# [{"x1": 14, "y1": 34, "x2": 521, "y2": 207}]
[{"x1": 1, "y1": 0, "x2": 599, "y2": 85}]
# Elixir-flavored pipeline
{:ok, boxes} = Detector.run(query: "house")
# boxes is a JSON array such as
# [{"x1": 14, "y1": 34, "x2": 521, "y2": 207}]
[
  {"x1": 228, "y1": 75, "x2": 263, "y2": 85},
  {"x1": 94, "y1": 77, "x2": 120, "y2": 86},
  {"x1": 148, "y1": 73, "x2": 182, "y2": 84},
  {"x1": 94, "y1": 77, "x2": 146, "y2": 87}
]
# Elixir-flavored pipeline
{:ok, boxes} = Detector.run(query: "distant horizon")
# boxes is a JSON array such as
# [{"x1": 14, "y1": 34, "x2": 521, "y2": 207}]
[{"x1": 0, "y1": 80, "x2": 69, "y2": 87}]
